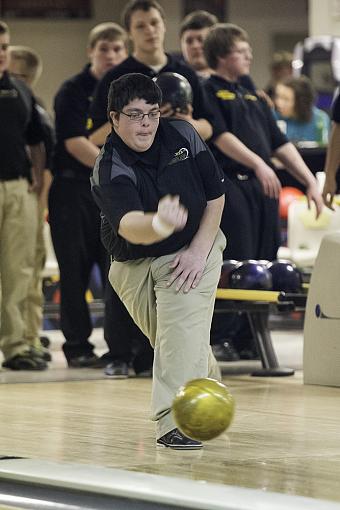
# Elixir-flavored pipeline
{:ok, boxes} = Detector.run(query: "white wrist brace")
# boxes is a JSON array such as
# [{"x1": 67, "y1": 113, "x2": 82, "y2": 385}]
[{"x1": 152, "y1": 213, "x2": 175, "y2": 238}]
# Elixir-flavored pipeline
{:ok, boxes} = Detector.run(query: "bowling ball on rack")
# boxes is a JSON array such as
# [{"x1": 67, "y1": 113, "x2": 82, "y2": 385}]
[
  {"x1": 257, "y1": 260, "x2": 270, "y2": 267},
  {"x1": 279, "y1": 186, "x2": 304, "y2": 220},
  {"x1": 172, "y1": 378, "x2": 235, "y2": 441},
  {"x1": 229, "y1": 260, "x2": 272, "y2": 290},
  {"x1": 154, "y1": 72, "x2": 193, "y2": 113},
  {"x1": 267, "y1": 259, "x2": 303, "y2": 293},
  {"x1": 218, "y1": 260, "x2": 239, "y2": 288}
]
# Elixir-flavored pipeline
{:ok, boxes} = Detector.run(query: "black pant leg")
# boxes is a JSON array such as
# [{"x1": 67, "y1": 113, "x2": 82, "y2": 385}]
[
  {"x1": 95, "y1": 221, "x2": 153, "y2": 371},
  {"x1": 212, "y1": 177, "x2": 262, "y2": 350},
  {"x1": 48, "y1": 178, "x2": 95, "y2": 360}
]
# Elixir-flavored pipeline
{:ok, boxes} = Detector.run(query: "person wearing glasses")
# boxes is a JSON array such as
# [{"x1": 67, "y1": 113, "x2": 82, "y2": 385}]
[
  {"x1": 49, "y1": 23, "x2": 129, "y2": 368},
  {"x1": 91, "y1": 73, "x2": 226, "y2": 449},
  {"x1": 203, "y1": 24, "x2": 323, "y2": 278}
]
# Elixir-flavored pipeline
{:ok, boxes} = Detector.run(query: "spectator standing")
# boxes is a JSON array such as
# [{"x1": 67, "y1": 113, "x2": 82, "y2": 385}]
[
  {"x1": 49, "y1": 23, "x2": 129, "y2": 367},
  {"x1": 0, "y1": 21, "x2": 46, "y2": 370}
]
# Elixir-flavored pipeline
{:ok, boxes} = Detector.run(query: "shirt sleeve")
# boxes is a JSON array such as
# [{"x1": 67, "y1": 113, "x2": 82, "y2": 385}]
[
  {"x1": 196, "y1": 146, "x2": 225, "y2": 201},
  {"x1": 89, "y1": 71, "x2": 113, "y2": 131},
  {"x1": 92, "y1": 176, "x2": 144, "y2": 235},
  {"x1": 186, "y1": 125, "x2": 225, "y2": 200},
  {"x1": 25, "y1": 95, "x2": 44, "y2": 145},
  {"x1": 261, "y1": 98, "x2": 289, "y2": 150},
  {"x1": 332, "y1": 94, "x2": 340, "y2": 123},
  {"x1": 54, "y1": 81, "x2": 90, "y2": 141},
  {"x1": 202, "y1": 81, "x2": 231, "y2": 141}
]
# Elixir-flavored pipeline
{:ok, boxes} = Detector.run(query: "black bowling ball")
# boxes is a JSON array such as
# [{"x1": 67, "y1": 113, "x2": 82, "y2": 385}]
[
  {"x1": 267, "y1": 260, "x2": 302, "y2": 293},
  {"x1": 218, "y1": 260, "x2": 239, "y2": 288},
  {"x1": 154, "y1": 72, "x2": 193, "y2": 113},
  {"x1": 229, "y1": 261, "x2": 272, "y2": 290}
]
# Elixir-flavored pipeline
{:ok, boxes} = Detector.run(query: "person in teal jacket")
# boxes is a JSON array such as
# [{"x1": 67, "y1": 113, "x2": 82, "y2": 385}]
[{"x1": 274, "y1": 75, "x2": 330, "y2": 145}]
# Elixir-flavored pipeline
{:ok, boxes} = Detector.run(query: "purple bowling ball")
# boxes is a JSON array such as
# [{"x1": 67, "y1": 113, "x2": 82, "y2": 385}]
[
  {"x1": 229, "y1": 261, "x2": 272, "y2": 290},
  {"x1": 219, "y1": 260, "x2": 239, "y2": 288},
  {"x1": 267, "y1": 259, "x2": 302, "y2": 293}
]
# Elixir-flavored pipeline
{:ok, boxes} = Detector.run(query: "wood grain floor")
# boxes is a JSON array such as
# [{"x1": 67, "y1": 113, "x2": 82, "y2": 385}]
[{"x1": 0, "y1": 372, "x2": 340, "y2": 504}]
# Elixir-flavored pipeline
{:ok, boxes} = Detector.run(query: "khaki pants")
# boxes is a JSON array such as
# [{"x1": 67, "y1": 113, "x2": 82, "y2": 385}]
[
  {"x1": 24, "y1": 202, "x2": 46, "y2": 348},
  {"x1": 0, "y1": 179, "x2": 38, "y2": 360},
  {"x1": 109, "y1": 229, "x2": 226, "y2": 438}
]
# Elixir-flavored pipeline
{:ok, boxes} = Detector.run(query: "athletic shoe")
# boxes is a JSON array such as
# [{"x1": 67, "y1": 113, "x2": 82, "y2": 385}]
[
  {"x1": 2, "y1": 353, "x2": 48, "y2": 371},
  {"x1": 157, "y1": 428, "x2": 203, "y2": 449},
  {"x1": 67, "y1": 354, "x2": 99, "y2": 368},
  {"x1": 104, "y1": 360, "x2": 129, "y2": 378}
]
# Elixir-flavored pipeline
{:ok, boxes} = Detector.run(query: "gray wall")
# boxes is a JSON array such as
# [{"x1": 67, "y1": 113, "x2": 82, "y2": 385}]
[{"x1": 6, "y1": 0, "x2": 308, "y2": 113}]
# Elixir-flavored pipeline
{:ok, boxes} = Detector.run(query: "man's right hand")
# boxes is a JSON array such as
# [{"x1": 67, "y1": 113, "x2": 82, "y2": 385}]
[
  {"x1": 253, "y1": 160, "x2": 282, "y2": 199},
  {"x1": 156, "y1": 194, "x2": 188, "y2": 234}
]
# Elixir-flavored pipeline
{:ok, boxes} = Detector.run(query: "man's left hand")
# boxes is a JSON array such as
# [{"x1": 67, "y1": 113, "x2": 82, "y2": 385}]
[
  {"x1": 167, "y1": 247, "x2": 206, "y2": 293},
  {"x1": 306, "y1": 182, "x2": 324, "y2": 219}
]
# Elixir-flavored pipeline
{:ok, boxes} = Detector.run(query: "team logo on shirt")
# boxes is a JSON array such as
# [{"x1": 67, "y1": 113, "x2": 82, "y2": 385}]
[
  {"x1": 216, "y1": 90, "x2": 236, "y2": 100},
  {"x1": 0, "y1": 89, "x2": 18, "y2": 99},
  {"x1": 244, "y1": 93, "x2": 257, "y2": 101},
  {"x1": 169, "y1": 147, "x2": 189, "y2": 165}
]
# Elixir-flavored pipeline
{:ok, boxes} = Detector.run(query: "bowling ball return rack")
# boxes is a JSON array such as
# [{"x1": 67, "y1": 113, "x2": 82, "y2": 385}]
[{"x1": 215, "y1": 288, "x2": 307, "y2": 377}]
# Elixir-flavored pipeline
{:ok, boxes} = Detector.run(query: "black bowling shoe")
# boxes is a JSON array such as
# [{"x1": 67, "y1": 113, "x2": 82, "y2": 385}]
[{"x1": 157, "y1": 428, "x2": 203, "y2": 449}]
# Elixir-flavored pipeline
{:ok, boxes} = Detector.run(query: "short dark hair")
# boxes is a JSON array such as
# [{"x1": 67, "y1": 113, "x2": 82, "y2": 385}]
[
  {"x1": 180, "y1": 10, "x2": 218, "y2": 37},
  {"x1": 0, "y1": 20, "x2": 9, "y2": 36},
  {"x1": 204, "y1": 23, "x2": 248, "y2": 70},
  {"x1": 122, "y1": 0, "x2": 165, "y2": 31},
  {"x1": 88, "y1": 22, "x2": 128, "y2": 49},
  {"x1": 107, "y1": 73, "x2": 162, "y2": 123},
  {"x1": 270, "y1": 51, "x2": 293, "y2": 71},
  {"x1": 279, "y1": 75, "x2": 315, "y2": 123}
]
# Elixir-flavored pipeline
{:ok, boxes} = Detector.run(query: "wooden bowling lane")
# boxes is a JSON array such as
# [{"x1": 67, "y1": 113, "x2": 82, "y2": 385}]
[{"x1": 0, "y1": 374, "x2": 340, "y2": 504}]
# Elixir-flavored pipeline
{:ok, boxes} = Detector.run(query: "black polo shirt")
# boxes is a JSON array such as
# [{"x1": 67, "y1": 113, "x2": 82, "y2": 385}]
[
  {"x1": 0, "y1": 71, "x2": 43, "y2": 180},
  {"x1": 332, "y1": 94, "x2": 340, "y2": 123},
  {"x1": 203, "y1": 75, "x2": 288, "y2": 175},
  {"x1": 89, "y1": 54, "x2": 214, "y2": 132},
  {"x1": 53, "y1": 64, "x2": 97, "y2": 180},
  {"x1": 91, "y1": 118, "x2": 224, "y2": 261}
]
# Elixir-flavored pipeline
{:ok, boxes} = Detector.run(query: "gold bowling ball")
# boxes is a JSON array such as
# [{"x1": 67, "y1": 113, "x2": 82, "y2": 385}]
[{"x1": 172, "y1": 378, "x2": 235, "y2": 441}]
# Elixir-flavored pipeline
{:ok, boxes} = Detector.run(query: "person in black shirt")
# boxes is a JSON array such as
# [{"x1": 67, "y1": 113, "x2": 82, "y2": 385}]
[
  {"x1": 89, "y1": 0, "x2": 213, "y2": 147},
  {"x1": 91, "y1": 73, "x2": 225, "y2": 449},
  {"x1": 9, "y1": 45, "x2": 55, "y2": 362},
  {"x1": 49, "y1": 22, "x2": 130, "y2": 368},
  {"x1": 323, "y1": 94, "x2": 340, "y2": 208},
  {"x1": 0, "y1": 21, "x2": 47, "y2": 370},
  {"x1": 89, "y1": 0, "x2": 217, "y2": 378},
  {"x1": 202, "y1": 24, "x2": 324, "y2": 355},
  {"x1": 179, "y1": 9, "x2": 256, "y2": 93},
  {"x1": 179, "y1": 11, "x2": 262, "y2": 361}
]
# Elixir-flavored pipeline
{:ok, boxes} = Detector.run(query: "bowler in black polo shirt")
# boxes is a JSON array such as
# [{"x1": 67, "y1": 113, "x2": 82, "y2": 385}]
[{"x1": 91, "y1": 73, "x2": 225, "y2": 449}]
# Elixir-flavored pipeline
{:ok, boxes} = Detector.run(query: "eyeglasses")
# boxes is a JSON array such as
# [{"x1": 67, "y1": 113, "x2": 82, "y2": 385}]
[
  {"x1": 119, "y1": 110, "x2": 161, "y2": 122},
  {"x1": 230, "y1": 46, "x2": 253, "y2": 57}
]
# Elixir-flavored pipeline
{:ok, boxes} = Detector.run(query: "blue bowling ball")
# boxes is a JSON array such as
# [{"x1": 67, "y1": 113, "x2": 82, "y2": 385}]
[
  {"x1": 229, "y1": 260, "x2": 272, "y2": 290},
  {"x1": 219, "y1": 260, "x2": 239, "y2": 288},
  {"x1": 267, "y1": 259, "x2": 302, "y2": 293}
]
